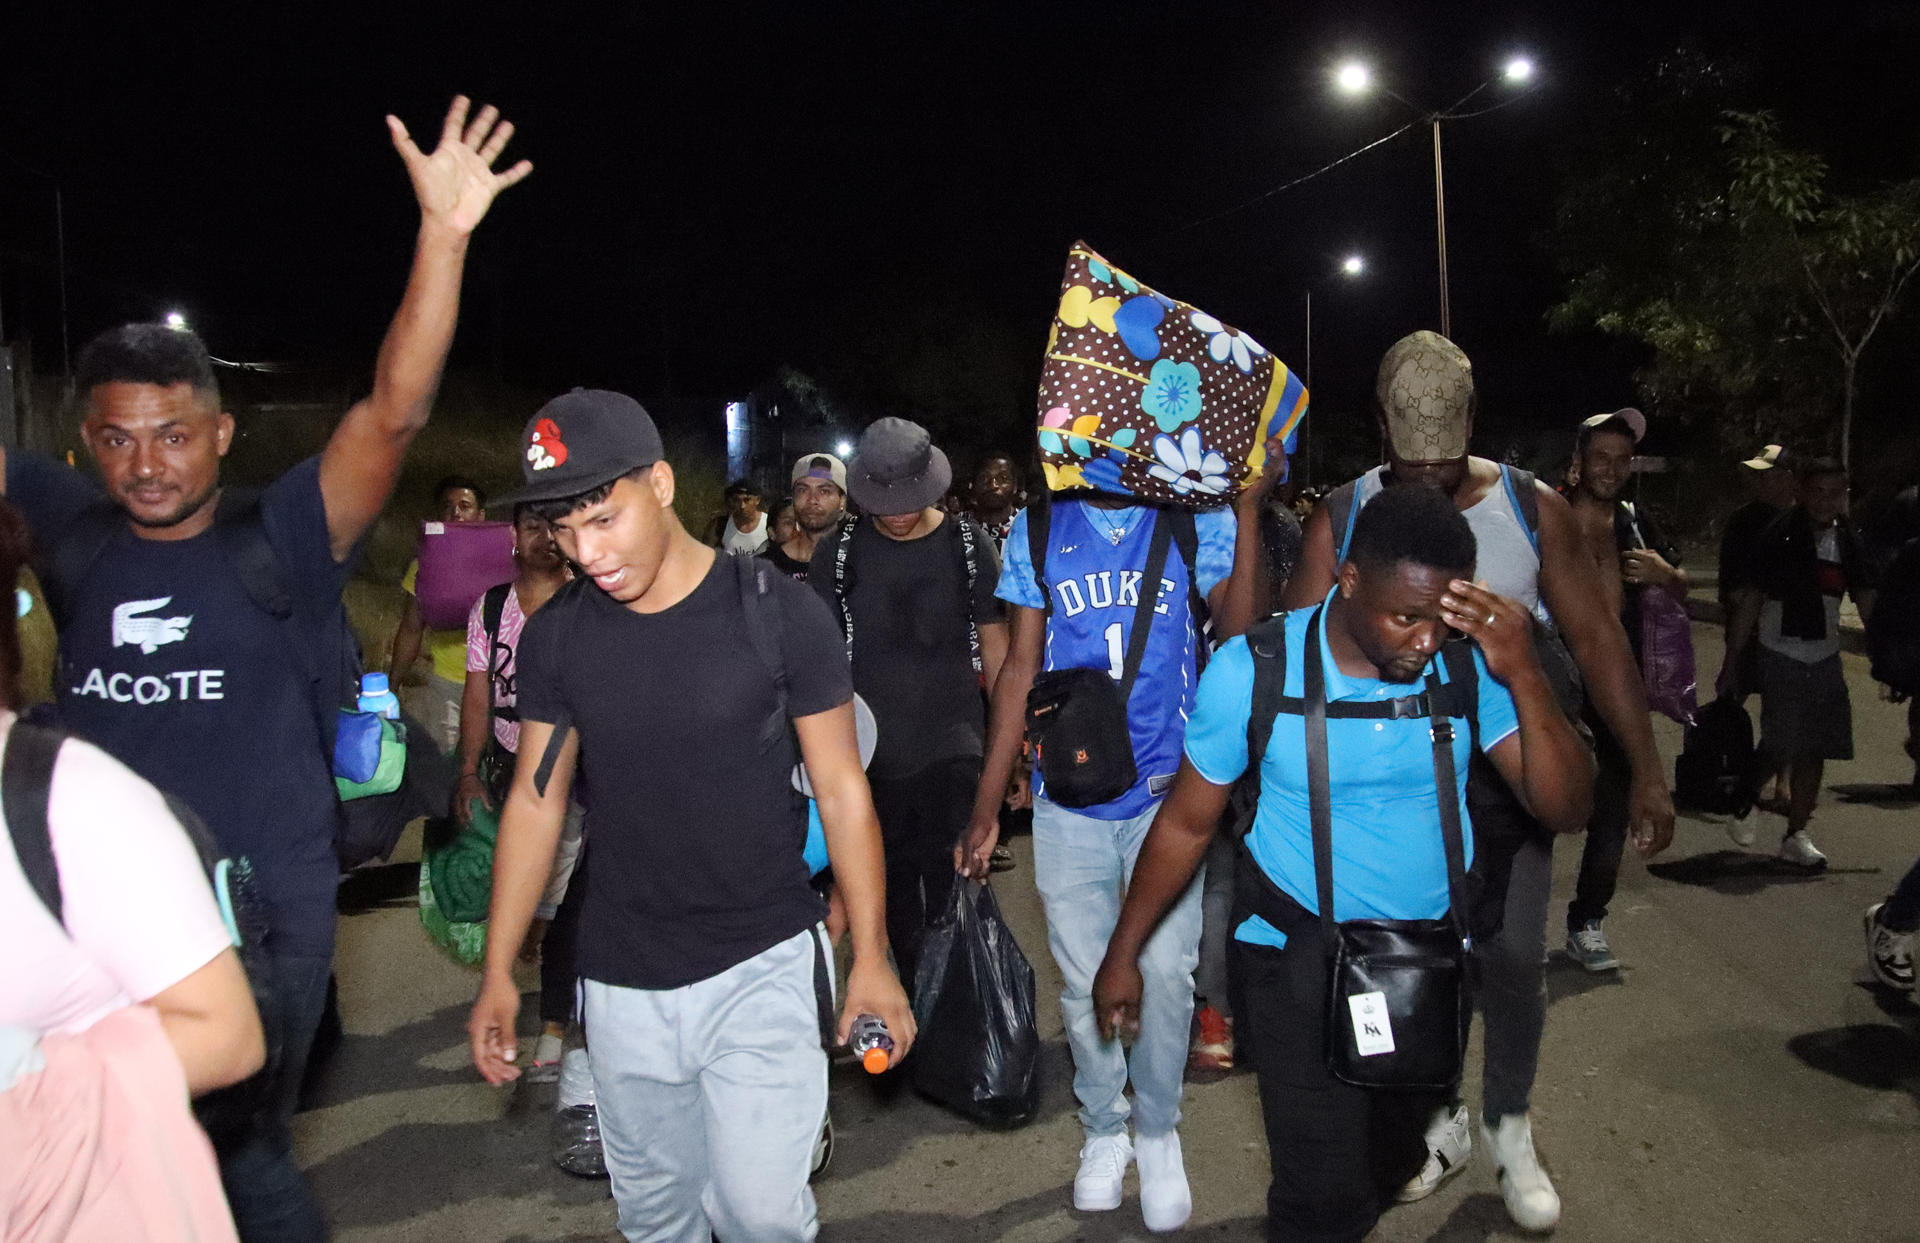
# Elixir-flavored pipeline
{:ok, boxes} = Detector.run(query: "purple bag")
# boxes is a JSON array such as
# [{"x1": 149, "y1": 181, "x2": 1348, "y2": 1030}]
[
  {"x1": 1639, "y1": 588, "x2": 1698, "y2": 726},
  {"x1": 415, "y1": 521, "x2": 515, "y2": 630}
]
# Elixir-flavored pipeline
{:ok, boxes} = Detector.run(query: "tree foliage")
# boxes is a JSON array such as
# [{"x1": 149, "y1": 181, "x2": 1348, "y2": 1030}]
[{"x1": 1551, "y1": 57, "x2": 1920, "y2": 465}]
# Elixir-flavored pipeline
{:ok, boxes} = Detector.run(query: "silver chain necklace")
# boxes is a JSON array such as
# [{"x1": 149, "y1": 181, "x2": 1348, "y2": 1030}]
[{"x1": 1088, "y1": 505, "x2": 1132, "y2": 545}]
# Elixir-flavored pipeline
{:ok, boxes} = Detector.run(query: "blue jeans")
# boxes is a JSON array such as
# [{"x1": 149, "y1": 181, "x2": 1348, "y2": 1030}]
[
  {"x1": 218, "y1": 951, "x2": 332, "y2": 1243},
  {"x1": 1031, "y1": 797, "x2": 1205, "y2": 1139}
]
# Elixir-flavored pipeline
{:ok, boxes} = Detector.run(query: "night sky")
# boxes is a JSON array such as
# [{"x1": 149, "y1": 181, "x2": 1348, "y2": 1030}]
[{"x1": 4, "y1": 2, "x2": 1917, "y2": 473}]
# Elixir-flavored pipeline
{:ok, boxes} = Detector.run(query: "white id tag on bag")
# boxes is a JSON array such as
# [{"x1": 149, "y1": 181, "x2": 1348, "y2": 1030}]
[{"x1": 1347, "y1": 991, "x2": 1395, "y2": 1057}]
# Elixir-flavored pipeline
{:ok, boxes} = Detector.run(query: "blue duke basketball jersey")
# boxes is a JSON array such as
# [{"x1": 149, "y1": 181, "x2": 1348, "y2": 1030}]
[{"x1": 998, "y1": 499, "x2": 1237, "y2": 819}]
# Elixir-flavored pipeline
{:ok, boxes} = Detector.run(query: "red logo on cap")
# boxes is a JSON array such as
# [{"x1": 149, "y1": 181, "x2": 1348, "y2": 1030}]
[{"x1": 528, "y1": 417, "x2": 569, "y2": 471}]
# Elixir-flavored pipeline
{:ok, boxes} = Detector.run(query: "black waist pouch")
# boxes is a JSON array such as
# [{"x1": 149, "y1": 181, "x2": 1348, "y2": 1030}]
[
  {"x1": 1024, "y1": 513, "x2": 1174, "y2": 809},
  {"x1": 1026, "y1": 668, "x2": 1137, "y2": 809}
]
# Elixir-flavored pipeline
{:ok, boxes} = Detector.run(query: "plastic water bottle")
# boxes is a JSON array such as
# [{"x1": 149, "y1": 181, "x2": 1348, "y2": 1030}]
[
  {"x1": 356, "y1": 672, "x2": 401, "y2": 720},
  {"x1": 847, "y1": 1014, "x2": 893, "y2": 1074},
  {"x1": 551, "y1": 1047, "x2": 607, "y2": 1178}
]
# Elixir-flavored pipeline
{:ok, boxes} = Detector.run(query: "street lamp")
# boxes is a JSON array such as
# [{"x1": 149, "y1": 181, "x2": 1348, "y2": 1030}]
[
  {"x1": 1299, "y1": 253, "x2": 1366, "y2": 485},
  {"x1": 1332, "y1": 55, "x2": 1539, "y2": 339},
  {"x1": 835, "y1": 439, "x2": 854, "y2": 459},
  {"x1": 165, "y1": 311, "x2": 189, "y2": 331}
]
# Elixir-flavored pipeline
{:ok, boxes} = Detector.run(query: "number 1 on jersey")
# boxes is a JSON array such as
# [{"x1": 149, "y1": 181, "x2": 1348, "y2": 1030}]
[{"x1": 1104, "y1": 621, "x2": 1124, "y2": 679}]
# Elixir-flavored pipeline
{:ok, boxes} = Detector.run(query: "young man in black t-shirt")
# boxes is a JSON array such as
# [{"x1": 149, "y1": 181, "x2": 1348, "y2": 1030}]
[
  {"x1": 3, "y1": 96, "x2": 528, "y2": 1243},
  {"x1": 811, "y1": 419, "x2": 1007, "y2": 985},
  {"x1": 470, "y1": 390, "x2": 913, "y2": 1243}
]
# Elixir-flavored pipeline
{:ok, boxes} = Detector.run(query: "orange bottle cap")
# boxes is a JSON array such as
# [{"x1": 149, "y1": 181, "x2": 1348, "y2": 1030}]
[{"x1": 861, "y1": 1045, "x2": 890, "y2": 1074}]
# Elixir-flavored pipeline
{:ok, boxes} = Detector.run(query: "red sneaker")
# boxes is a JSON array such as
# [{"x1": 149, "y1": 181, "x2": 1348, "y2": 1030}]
[{"x1": 1189, "y1": 1004, "x2": 1234, "y2": 1073}]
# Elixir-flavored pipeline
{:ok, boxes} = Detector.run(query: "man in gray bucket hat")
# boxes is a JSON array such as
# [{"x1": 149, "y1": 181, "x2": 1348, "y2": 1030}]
[{"x1": 814, "y1": 417, "x2": 1009, "y2": 988}]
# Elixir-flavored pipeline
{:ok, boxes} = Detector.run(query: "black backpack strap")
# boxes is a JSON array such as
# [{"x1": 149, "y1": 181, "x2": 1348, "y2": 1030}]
[
  {"x1": 1424, "y1": 665, "x2": 1472, "y2": 947},
  {"x1": 1171, "y1": 508, "x2": 1210, "y2": 659},
  {"x1": 1029, "y1": 490, "x2": 1053, "y2": 617},
  {"x1": 43, "y1": 502, "x2": 125, "y2": 629},
  {"x1": 482, "y1": 582, "x2": 517, "y2": 724},
  {"x1": 831, "y1": 513, "x2": 859, "y2": 660},
  {"x1": 1439, "y1": 639, "x2": 1480, "y2": 755},
  {"x1": 3, "y1": 721, "x2": 68, "y2": 927},
  {"x1": 954, "y1": 515, "x2": 983, "y2": 675},
  {"x1": 1116, "y1": 512, "x2": 1176, "y2": 702},
  {"x1": 213, "y1": 493, "x2": 295, "y2": 621},
  {"x1": 734, "y1": 550, "x2": 791, "y2": 750},
  {"x1": 1243, "y1": 615, "x2": 1289, "y2": 780}
]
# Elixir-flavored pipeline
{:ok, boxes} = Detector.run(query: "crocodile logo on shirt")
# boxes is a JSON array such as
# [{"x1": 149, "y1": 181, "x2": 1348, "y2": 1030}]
[{"x1": 112, "y1": 597, "x2": 193, "y2": 654}]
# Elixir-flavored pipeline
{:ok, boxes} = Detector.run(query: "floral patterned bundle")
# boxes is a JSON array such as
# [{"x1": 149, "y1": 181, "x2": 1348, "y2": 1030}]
[{"x1": 1036, "y1": 242, "x2": 1308, "y2": 508}]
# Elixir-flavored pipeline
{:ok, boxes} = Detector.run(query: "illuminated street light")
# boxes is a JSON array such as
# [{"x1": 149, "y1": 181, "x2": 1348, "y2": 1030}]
[
  {"x1": 1341, "y1": 254, "x2": 1365, "y2": 276},
  {"x1": 165, "y1": 311, "x2": 188, "y2": 330},
  {"x1": 1327, "y1": 55, "x2": 1540, "y2": 337},
  {"x1": 835, "y1": 439, "x2": 854, "y2": 458},
  {"x1": 1334, "y1": 61, "x2": 1371, "y2": 95}
]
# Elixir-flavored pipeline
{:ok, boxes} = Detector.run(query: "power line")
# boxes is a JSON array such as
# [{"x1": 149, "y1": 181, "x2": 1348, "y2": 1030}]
[{"x1": 1160, "y1": 118, "x2": 1424, "y2": 239}]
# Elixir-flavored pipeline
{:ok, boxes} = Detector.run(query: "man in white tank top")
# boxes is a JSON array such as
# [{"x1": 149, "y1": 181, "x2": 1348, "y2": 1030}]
[{"x1": 1283, "y1": 331, "x2": 1676, "y2": 1233}]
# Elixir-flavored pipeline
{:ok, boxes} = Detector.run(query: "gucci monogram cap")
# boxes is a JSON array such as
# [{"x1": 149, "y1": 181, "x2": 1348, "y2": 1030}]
[{"x1": 1376, "y1": 331, "x2": 1475, "y2": 464}]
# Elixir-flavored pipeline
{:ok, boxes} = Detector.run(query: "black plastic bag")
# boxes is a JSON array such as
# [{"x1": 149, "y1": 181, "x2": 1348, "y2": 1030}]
[{"x1": 910, "y1": 880, "x2": 1040, "y2": 1127}]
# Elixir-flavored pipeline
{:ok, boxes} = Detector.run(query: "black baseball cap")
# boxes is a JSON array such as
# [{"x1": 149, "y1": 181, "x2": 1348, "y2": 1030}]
[{"x1": 498, "y1": 389, "x2": 664, "y2": 506}]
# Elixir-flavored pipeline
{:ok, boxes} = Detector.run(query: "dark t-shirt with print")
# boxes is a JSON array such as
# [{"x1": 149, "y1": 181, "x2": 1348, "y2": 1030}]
[
  {"x1": 760, "y1": 542, "x2": 812, "y2": 581},
  {"x1": 808, "y1": 515, "x2": 1003, "y2": 779},
  {"x1": 515, "y1": 553, "x2": 850, "y2": 989},
  {"x1": 8, "y1": 452, "x2": 351, "y2": 957}
]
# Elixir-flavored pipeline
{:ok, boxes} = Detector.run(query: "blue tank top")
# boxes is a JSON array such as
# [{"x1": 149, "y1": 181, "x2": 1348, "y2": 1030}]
[{"x1": 1033, "y1": 502, "x2": 1210, "y2": 820}]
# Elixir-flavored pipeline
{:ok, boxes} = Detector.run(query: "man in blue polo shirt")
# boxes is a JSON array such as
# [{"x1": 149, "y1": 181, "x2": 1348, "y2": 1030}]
[{"x1": 1094, "y1": 485, "x2": 1592, "y2": 1242}]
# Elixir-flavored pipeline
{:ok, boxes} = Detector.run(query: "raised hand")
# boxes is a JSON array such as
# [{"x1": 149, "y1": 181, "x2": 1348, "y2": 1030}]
[
  {"x1": 1439, "y1": 579, "x2": 1536, "y2": 687},
  {"x1": 387, "y1": 95, "x2": 533, "y2": 237}
]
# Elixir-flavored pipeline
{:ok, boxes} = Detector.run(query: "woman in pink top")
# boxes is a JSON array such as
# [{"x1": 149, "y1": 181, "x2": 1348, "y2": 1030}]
[{"x1": 0, "y1": 498, "x2": 264, "y2": 1241}]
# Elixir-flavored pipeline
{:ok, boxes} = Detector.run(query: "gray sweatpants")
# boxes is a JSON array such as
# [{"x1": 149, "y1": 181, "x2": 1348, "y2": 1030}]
[{"x1": 584, "y1": 927, "x2": 830, "y2": 1243}]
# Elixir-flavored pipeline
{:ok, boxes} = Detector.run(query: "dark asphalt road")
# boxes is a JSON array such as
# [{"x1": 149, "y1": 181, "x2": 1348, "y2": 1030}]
[{"x1": 300, "y1": 621, "x2": 1920, "y2": 1242}]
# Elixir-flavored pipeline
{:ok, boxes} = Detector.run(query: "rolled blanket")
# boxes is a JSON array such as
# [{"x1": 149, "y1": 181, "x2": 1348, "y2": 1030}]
[{"x1": 426, "y1": 799, "x2": 498, "y2": 925}]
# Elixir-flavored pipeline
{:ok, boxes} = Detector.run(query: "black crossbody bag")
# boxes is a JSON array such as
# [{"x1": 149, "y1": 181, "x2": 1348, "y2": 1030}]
[
  {"x1": 1236, "y1": 608, "x2": 1474, "y2": 1091},
  {"x1": 1023, "y1": 511, "x2": 1174, "y2": 808}
]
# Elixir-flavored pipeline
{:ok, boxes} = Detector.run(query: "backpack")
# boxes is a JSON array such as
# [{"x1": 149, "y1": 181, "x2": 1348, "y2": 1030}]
[
  {"x1": 42, "y1": 493, "x2": 454, "y2": 871},
  {"x1": 2, "y1": 720, "x2": 282, "y2": 1145},
  {"x1": 1673, "y1": 698, "x2": 1757, "y2": 818},
  {"x1": 830, "y1": 512, "x2": 989, "y2": 674}
]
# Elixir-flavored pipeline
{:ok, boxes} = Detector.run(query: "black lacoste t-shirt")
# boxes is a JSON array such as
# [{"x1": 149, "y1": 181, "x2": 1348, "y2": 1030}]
[
  {"x1": 10, "y1": 452, "x2": 350, "y2": 957},
  {"x1": 516, "y1": 553, "x2": 851, "y2": 989}
]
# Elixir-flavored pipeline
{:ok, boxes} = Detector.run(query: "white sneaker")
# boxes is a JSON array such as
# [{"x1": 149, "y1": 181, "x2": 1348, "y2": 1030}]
[
  {"x1": 1865, "y1": 903, "x2": 1916, "y2": 990},
  {"x1": 1482, "y1": 1114, "x2": 1561, "y2": 1231},
  {"x1": 1396, "y1": 1102, "x2": 1471, "y2": 1202},
  {"x1": 1780, "y1": 829, "x2": 1828, "y2": 870},
  {"x1": 1073, "y1": 1133, "x2": 1133, "y2": 1213},
  {"x1": 1726, "y1": 814, "x2": 1758, "y2": 848},
  {"x1": 1135, "y1": 1130, "x2": 1192, "y2": 1232}
]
